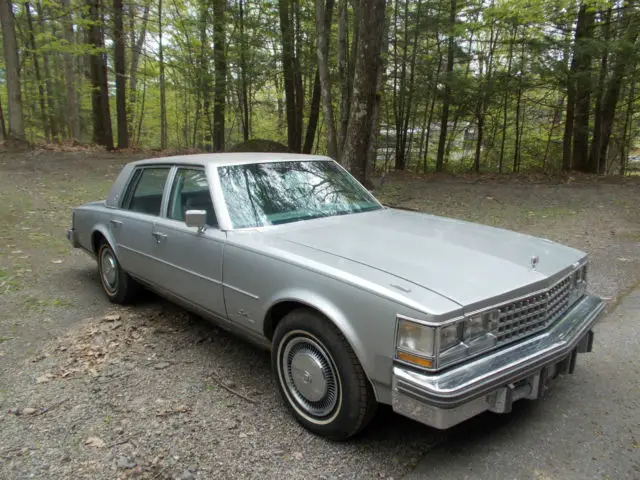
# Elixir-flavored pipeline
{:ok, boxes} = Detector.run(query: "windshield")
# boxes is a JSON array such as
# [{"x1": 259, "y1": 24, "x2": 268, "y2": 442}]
[{"x1": 218, "y1": 160, "x2": 382, "y2": 228}]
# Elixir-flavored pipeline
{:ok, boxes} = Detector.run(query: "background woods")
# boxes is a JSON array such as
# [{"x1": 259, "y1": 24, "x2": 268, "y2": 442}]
[{"x1": 0, "y1": 0, "x2": 638, "y2": 178}]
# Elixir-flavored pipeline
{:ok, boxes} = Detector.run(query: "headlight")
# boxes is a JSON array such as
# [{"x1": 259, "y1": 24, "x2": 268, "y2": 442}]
[
  {"x1": 396, "y1": 318, "x2": 435, "y2": 368},
  {"x1": 439, "y1": 323, "x2": 461, "y2": 350},
  {"x1": 569, "y1": 263, "x2": 588, "y2": 305},
  {"x1": 463, "y1": 314, "x2": 484, "y2": 340},
  {"x1": 397, "y1": 318, "x2": 435, "y2": 356},
  {"x1": 396, "y1": 310, "x2": 500, "y2": 370},
  {"x1": 463, "y1": 309, "x2": 499, "y2": 342}
]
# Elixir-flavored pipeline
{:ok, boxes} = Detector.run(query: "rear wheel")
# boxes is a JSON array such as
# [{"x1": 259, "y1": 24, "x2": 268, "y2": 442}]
[
  {"x1": 272, "y1": 308, "x2": 377, "y2": 440},
  {"x1": 97, "y1": 241, "x2": 139, "y2": 304}
]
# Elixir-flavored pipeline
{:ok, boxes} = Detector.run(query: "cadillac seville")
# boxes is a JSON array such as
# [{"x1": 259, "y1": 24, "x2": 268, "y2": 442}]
[{"x1": 66, "y1": 153, "x2": 604, "y2": 440}]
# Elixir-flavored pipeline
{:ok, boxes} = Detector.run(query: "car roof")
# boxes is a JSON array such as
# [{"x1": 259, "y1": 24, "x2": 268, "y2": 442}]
[{"x1": 129, "y1": 152, "x2": 333, "y2": 168}]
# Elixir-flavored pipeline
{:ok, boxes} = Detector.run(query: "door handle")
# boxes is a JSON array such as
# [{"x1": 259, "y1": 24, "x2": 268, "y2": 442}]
[
  {"x1": 152, "y1": 231, "x2": 168, "y2": 243},
  {"x1": 110, "y1": 219, "x2": 122, "y2": 228}
]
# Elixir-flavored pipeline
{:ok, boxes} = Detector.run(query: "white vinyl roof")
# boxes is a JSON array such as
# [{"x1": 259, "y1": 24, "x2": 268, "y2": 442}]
[{"x1": 130, "y1": 152, "x2": 333, "y2": 168}]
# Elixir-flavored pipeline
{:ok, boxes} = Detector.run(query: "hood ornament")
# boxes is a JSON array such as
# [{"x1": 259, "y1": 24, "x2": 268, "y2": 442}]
[{"x1": 531, "y1": 255, "x2": 539, "y2": 270}]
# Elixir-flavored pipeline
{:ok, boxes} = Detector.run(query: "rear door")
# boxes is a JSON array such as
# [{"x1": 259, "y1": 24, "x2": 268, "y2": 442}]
[
  {"x1": 150, "y1": 166, "x2": 227, "y2": 318},
  {"x1": 111, "y1": 166, "x2": 171, "y2": 282}
]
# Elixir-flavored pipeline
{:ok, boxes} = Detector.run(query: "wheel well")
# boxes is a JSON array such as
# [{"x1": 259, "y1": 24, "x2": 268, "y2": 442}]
[
  {"x1": 91, "y1": 231, "x2": 107, "y2": 254},
  {"x1": 264, "y1": 299, "x2": 379, "y2": 402},
  {"x1": 264, "y1": 300, "x2": 317, "y2": 340}
]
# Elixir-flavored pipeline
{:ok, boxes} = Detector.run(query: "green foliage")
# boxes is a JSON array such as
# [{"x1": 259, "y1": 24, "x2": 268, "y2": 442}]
[{"x1": 0, "y1": 0, "x2": 637, "y2": 174}]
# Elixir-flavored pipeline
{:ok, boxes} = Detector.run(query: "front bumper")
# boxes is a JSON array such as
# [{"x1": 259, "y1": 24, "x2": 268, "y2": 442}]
[{"x1": 392, "y1": 294, "x2": 605, "y2": 429}]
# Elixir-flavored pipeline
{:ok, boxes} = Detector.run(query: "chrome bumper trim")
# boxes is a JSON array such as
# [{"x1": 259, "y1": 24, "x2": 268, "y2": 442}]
[
  {"x1": 392, "y1": 294, "x2": 604, "y2": 428},
  {"x1": 66, "y1": 227, "x2": 78, "y2": 248}
]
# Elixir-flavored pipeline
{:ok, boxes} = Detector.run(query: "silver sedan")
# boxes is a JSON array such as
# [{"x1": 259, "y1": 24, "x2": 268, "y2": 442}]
[{"x1": 67, "y1": 153, "x2": 604, "y2": 439}]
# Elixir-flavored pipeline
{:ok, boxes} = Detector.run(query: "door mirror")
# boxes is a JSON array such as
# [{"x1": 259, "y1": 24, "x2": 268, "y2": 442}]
[{"x1": 185, "y1": 209, "x2": 207, "y2": 231}]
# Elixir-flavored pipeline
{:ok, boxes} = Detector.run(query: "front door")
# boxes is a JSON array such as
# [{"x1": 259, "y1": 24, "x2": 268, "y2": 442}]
[{"x1": 150, "y1": 167, "x2": 227, "y2": 318}]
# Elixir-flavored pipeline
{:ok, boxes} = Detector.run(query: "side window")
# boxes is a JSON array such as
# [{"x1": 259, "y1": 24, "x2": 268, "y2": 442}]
[
  {"x1": 122, "y1": 167, "x2": 170, "y2": 216},
  {"x1": 168, "y1": 168, "x2": 217, "y2": 227}
]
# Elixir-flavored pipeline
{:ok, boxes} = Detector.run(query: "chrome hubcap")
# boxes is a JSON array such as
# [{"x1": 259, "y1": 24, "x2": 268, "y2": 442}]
[
  {"x1": 282, "y1": 335, "x2": 339, "y2": 418},
  {"x1": 100, "y1": 250, "x2": 117, "y2": 292}
]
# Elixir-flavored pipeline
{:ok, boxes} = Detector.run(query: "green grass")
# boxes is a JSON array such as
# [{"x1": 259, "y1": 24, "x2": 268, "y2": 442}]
[
  {"x1": 0, "y1": 268, "x2": 22, "y2": 295},
  {"x1": 22, "y1": 295, "x2": 73, "y2": 311}
]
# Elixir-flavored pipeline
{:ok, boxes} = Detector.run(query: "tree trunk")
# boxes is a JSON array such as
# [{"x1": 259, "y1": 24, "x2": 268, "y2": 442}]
[
  {"x1": 512, "y1": 36, "x2": 526, "y2": 173},
  {"x1": 0, "y1": 96, "x2": 6, "y2": 140},
  {"x1": 474, "y1": 117, "x2": 484, "y2": 173},
  {"x1": 337, "y1": 0, "x2": 350, "y2": 156},
  {"x1": 543, "y1": 95, "x2": 565, "y2": 171},
  {"x1": 392, "y1": 0, "x2": 405, "y2": 171},
  {"x1": 342, "y1": 0, "x2": 386, "y2": 183},
  {"x1": 114, "y1": 0, "x2": 128, "y2": 148},
  {"x1": 315, "y1": 0, "x2": 337, "y2": 158},
  {"x1": 25, "y1": 2, "x2": 50, "y2": 142},
  {"x1": 61, "y1": 0, "x2": 80, "y2": 142},
  {"x1": 159, "y1": 0, "x2": 167, "y2": 149},
  {"x1": 213, "y1": 0, "x2": 226, "y2": 152},
  {"x1": 589, "y1": 8, "x2": 612, "y2": 174},
  {"x1": 499, "y1": 27, "x2": 516, "y2": 173},
  {"x1": 136, "y1": 55, "x2": 147, "y2": 145},
  {"x1": 303, "y1": 70, "x2": 321, "y2": 153},
  {"x1": 87, "y1": 0, "x2": 113, "y2": 149},
  {"x1": 128, "y1": 2, "x2": 149, "y2": 143},
  {"x1": 594, "y1": 0, "x2": 639, "y2": 174},
  {"x1": 619, "y1": 78, "x2": 635, "y2": 175},
  {"x1": 571, "y1": 4, "x2": 596, "y2": 172},
  {"x1": 198, "y1": 1, "x2": 211, "y2": 149},
  {"x1": 35, "y1": 1, "x2": 59, "y2": 141},
  {"x1": 422, "y1": 54, "x2": 442, "y2": 173},
  {"x1": 238, "y1": 0, "x2": 250, "y2": 141},
  {"x1": 443, "y1": 30, "x2": 475, "y2": 168},
  {"x1": 367, "y1": 14, "x2": 390, "y2": 179},
  {"x1": 474, "y1": 17, "x2": 497, "y2": 173},
  {"x1": 279, "y1": 0, "x2": 301, "y2": 151},
  {"x1": 292, "y1": 0, "x2": 304, "y2": 153},
  {"x1": 396, "y1": 0, "x2": 423, "y2": 171},
  {"x1": 562, "y1": 4, "x2": 591, "y2": 171},
  {"x1": 435, "y1": 0, "x2": 456, "y2": 172}
]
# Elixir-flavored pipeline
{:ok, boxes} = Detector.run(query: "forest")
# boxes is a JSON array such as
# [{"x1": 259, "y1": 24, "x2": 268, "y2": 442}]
[{"x1": 0, "y1": 0, "x2": 639, "y2": 182}]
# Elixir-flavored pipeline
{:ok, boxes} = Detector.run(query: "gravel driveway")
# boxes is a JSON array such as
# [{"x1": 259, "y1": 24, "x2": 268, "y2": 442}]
[{"x1": 1, "y1": 151, "x2": 639, "y2": 479}]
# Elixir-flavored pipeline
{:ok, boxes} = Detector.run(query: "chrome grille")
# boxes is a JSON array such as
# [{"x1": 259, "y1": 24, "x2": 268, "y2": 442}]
[{"x1": 496, "y1": 275, "x2": 572, "y2": 344}]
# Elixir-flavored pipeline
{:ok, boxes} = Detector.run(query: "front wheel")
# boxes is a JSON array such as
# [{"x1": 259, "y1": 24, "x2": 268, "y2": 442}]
[{"x1": 272, "y1": 309, "x2": 377, "y2": 440}]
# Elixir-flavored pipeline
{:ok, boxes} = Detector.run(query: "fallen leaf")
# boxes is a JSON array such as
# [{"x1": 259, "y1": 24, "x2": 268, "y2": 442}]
[
  {"x1": 84, "y1": 436, "x2": 105, "y2": 448},
  {"x1": 102, "y1": 314, "x2": 121, "y2": 322},
  {"x1": 36, "y1": 374, "x2": 53, "y2": 384}
]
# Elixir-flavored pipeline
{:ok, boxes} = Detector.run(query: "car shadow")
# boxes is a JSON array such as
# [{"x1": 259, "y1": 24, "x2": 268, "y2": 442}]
[{"x1": 70, "y1": 270, "x2": 545, "y2": 466}]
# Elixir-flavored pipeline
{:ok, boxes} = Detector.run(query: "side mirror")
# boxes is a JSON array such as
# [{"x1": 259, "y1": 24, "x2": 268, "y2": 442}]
[{"x1": 185, "y1": 209, "x2": 207, "y2": 232}]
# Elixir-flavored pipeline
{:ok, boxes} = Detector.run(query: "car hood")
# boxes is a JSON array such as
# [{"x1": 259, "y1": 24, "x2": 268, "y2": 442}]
[{"x1": 270, "y1": 208, "x2": 585, "y2": 310}]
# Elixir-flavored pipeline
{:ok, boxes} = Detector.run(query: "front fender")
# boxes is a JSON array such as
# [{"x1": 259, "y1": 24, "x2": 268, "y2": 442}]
[
  {"x1": 267, "y1": 289, "x2": 367, "y2": 361},
  {"x1": 264, "y1": 288, "x2": 381, "y2": 400}
]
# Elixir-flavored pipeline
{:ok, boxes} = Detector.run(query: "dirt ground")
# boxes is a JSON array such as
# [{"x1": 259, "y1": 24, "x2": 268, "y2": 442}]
[{"x1": 0, "y1": 150, "x2": 639, "y2": 479}]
